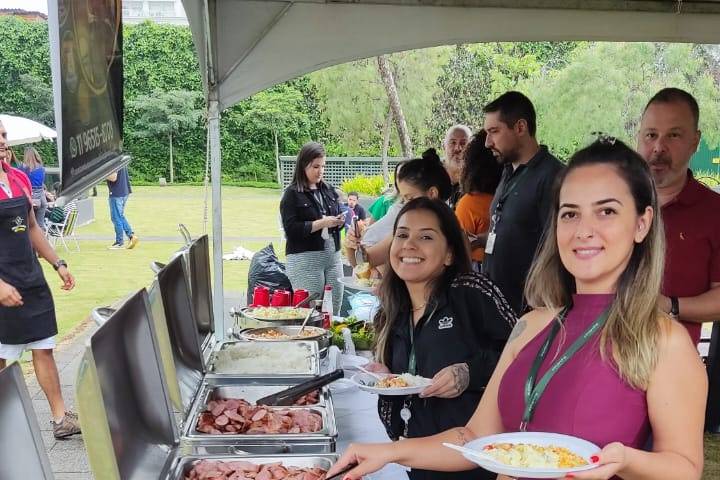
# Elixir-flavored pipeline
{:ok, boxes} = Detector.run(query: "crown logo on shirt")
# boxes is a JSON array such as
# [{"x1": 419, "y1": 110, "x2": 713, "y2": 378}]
[
  {"x1": 11, "y1": 216, "x2": 26, "y2": 233},
  {"x1": 438, "y1": 316, "x2": 454, "y2": 330}
]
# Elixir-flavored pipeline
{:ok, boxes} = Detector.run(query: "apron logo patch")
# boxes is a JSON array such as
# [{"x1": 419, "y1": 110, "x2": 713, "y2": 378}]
[
  {"x1": 438, "y1": 316, "x2": 454, "y2": 330},
  {"x1": 11, "y1": 216, "x2": 26, "y2": 233}
]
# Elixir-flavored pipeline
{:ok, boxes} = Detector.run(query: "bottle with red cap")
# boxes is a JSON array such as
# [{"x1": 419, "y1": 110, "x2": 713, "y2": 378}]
[{"x1": 321, "y1": 285, "x2": 333, "y2": 329}]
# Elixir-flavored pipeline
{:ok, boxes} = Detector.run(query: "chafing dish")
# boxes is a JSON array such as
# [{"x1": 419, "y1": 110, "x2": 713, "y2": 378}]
[
  {"x1": 194, "y1": 382, "x2": 331, "y2": 408},
  {"x1": 239, "y1": 325, "x2": 332, "y2": 352},
  {"x1": 77, "y1": 289, "x2": 339, "y2": 479},
  {"x1": 168, "y1": 454, "x2": 337, "y2": 480},
  {"x1": 206, "y1": 340, "x2": 320, "y2": 379},
  {"x1": 232, "y1": 306, "x2": 324, "y2": 329}
]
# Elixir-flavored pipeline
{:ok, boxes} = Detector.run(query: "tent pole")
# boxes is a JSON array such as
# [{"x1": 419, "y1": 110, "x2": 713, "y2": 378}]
[{"x1": 208, "y1": 99, "x2": 225, "y2": 340}]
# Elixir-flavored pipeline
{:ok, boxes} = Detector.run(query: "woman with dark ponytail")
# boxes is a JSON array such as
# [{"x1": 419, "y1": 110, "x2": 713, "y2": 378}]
[{"x1": 347, "y1": 149, "x2": 455, "y2": 268}]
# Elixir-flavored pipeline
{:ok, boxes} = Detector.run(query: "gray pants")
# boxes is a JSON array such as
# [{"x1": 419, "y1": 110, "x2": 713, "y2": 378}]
[
  {"x1": 32, "y1": 188, "x2": 47, "y2": 231},
  {"x1": 286, "y1": 239, "x2": 344, "y2": 312}
]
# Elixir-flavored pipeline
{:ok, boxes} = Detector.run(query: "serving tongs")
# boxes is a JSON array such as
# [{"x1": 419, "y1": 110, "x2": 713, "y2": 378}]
[{"x1": 255, "y1": 369, "x2": 344, "y2": 406}]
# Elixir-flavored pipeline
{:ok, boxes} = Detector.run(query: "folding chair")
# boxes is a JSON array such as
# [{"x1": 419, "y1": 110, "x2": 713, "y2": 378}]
[{"x1": 45, "y1": 201, "x2": 79, "y2": 252}]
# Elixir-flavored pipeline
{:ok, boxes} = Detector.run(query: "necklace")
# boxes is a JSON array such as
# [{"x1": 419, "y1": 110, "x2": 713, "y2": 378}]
[{"x1": 411, "y1": 302, "x2": 427, "y2": 312}]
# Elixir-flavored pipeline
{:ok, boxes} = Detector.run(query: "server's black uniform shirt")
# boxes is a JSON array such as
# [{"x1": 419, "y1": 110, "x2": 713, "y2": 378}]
[
  {"x1": 482, "y1": 146, "x2": 563, "y2": 315},
  {"x1": 379, "y1": 273, "x2": 517, "y2": 480}
]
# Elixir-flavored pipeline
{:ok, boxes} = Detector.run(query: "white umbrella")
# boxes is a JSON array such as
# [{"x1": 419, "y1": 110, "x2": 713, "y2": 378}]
[{"x1": 0, "y1": 114, "x2": 57, "y2": 146}]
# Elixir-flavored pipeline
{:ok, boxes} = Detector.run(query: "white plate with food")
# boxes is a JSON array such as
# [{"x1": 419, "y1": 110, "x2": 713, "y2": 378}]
[
  {"x1": 351, "y1": 372, "x2": 432, "y2": 395},
  {"x1": 454, "y1": 432, "x2": 600, "y2": 479},
  {"x1": 338, "y1": 276, "x2": 379, "y2": 292}
]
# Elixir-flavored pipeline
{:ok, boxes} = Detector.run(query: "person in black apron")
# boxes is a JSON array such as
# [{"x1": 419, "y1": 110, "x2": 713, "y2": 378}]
[{"x1": 0, "y1": 120, "x2": 80, "y2": 438}]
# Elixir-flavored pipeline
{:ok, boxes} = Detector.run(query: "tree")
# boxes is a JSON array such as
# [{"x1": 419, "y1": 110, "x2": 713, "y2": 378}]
[
  {"x1": 376, "y1": 55, "x2": 413, "y2": 158},
  {"x1": 235, "y1": 83, "x2": 314, "y2": 184},
  {"x1": 310, "y1": 48, "x2": 449, "y2": 156},
  {"x1": 428, "y1": 44, "x2": 493, "y2": 146},
  {"x1": 519, "y1": 42, "x2": 720, "y2": 159},
  {"x1": 128, "y1": 89, "x2": 202, "y2": 183}
]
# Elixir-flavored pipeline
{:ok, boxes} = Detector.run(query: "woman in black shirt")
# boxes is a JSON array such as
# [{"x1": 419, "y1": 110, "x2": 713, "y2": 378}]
[{"x1": 368, "y1": 197, "x2": 517, "y2": 480}]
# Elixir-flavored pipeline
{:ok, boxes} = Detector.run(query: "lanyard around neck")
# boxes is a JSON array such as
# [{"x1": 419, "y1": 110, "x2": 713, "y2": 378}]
[
  {"x1": 520, "y1": 306, "x2": 610, "y2": 431},
  {"x1": 496, "y1": 165, "x2": 530, "y2": 211},
  {"x1": 408, "y1": 319, "x2": 417, "y2": 375},
  {"x1": 407, "y1": 301, "x2": 437, "y2": 375}
]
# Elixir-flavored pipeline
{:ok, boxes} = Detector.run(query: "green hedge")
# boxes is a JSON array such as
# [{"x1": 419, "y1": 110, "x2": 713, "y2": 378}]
[
  {"x1": 340, "y1": 174, "x2": 387, "y2": 196},
  {"x1": 0, "y1": 18, "x2": 335, "y2": 183}
]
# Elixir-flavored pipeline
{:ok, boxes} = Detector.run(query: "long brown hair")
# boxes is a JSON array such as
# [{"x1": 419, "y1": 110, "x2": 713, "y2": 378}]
[
  {"x1": 525, "y1": 139, "x2": 666, "y2": 390},
  {"x1": 374, "y1": 198, "x2": 472, "y2": 366},
  {"x1": 291, "y1": 142, "x2": 325, "y2": 192},
  {"x1": 23, "y1": 147, "x2": 43, "y2": 170}
]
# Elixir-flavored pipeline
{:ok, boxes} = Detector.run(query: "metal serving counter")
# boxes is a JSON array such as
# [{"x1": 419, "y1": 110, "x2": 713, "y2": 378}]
[
  {"x1": 77, "y1": 235, "x2": 343, "y2": 478},
  {"x1": 77, "y1": 289, "x2": 340, "y2": 478},
  {"x1": 0, "y1": 363, "x2": 55, "y2": 480}
]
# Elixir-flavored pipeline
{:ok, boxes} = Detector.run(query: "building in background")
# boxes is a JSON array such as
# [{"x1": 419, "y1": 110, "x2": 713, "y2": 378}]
[
  {"x1": 122, "y1": 0, "x2": 187, "y2": 25},
  {"x1": 0, "y1": 8, "x2": 47, "y2": 21}
]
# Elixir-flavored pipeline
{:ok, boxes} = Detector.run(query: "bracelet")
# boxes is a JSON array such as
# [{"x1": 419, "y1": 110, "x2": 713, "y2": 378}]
[{"x1": 53, "y1": 259, "x2": 67, "y2": 271}]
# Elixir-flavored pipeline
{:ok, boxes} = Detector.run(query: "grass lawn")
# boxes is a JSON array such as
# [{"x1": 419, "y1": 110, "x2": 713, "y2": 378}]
[{"x1": 43, "y1": 184, "x2": 285, "y2": 340}]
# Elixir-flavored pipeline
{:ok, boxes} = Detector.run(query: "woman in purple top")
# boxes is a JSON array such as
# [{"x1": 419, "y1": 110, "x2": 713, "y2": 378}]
[{"x1": 328, "y1": 139, "x2": 707, "y2": 480}]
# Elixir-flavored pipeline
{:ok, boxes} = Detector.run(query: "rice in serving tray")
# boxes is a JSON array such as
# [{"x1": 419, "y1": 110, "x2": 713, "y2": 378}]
[{"x1": 213, "y1": 343, "x2": 312, "y2": 374}]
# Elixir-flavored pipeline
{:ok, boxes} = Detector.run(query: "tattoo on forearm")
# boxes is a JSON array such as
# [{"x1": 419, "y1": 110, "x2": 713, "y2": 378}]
[
  {"x1": 454, "y1": 427, "x2": 474, "y2": 445},
  {"x1": 508, "y1": 319, "x2": 527, "y2": 342},
  {"x1": 451, "y1": 363, "x2": 470, "y2": 394}
]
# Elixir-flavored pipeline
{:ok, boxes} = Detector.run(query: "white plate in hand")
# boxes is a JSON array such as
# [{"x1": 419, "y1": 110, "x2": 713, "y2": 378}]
[
  {"x1": 338, "y1": 276, "x2": 377, "y2": 292},
  {"x1": 351, "y1": 372, "x2": 432, "y2": 396},
  {"x1": 457, "y1": 432, "x2": 600, "y2": 479}
]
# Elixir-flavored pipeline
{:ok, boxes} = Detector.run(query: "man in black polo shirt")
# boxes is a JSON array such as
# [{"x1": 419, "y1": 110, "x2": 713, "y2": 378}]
[{"x1": 480, "y1": 91, "x2": 564, "y2": 315}]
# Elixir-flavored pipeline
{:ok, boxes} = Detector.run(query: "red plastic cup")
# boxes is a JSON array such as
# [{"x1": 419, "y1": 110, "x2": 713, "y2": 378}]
[
  {"x1": 253, "y1": 286, "x2": 270, "y2": 306},
  {"x1": 292, "y1": 289, "x2": 309, "y2": 306},
  {"x1": 271, "y1": 289, "x2": 291, "y2": 307}
]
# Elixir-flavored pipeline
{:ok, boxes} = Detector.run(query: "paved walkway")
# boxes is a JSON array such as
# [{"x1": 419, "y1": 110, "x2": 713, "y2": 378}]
[{"x1": 25, "y1": 319, "x2": 96, "y2": 480}]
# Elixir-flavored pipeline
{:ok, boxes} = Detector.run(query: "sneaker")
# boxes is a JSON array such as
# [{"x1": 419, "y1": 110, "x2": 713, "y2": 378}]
[
  {"x1": 52, "y1": 411, "x2": 81, "y2": 439},
  {"x1": 107, "y1": 242, "x2": 124, "y2": 250},
  {"x1": 126, "y1": 235, "x2": 139, "y2": 249}
]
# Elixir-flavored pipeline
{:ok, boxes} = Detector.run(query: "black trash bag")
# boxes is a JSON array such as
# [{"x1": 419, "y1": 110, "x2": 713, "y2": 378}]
[{"x1": 246, "y1": 243, "x2": 292, "y2": 304}]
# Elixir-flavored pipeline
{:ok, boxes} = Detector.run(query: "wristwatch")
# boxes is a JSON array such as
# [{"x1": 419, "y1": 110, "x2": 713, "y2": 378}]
[
  {"x1": 53, "y1": 259, "x2": 68, "y2": 271},
  {"x1": 669, "y1": 296, "x2": 679, "y2": 318}
]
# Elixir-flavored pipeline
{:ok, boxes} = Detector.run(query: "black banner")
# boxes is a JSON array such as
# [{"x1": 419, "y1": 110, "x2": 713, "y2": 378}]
[{"x1": 49, "y1": 0, "x2": 127, "y2": 199}]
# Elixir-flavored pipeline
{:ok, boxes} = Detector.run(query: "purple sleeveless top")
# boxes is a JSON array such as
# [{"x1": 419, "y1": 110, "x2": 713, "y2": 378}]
[{"x1": 498, "y1": 294, "x2": 651, "y2": 454}]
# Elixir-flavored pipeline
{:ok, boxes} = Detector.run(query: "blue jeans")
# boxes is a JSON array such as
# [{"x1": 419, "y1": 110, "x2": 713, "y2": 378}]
[{"x1": 109, "y1": 196, "x2": 133, "y2": 244}]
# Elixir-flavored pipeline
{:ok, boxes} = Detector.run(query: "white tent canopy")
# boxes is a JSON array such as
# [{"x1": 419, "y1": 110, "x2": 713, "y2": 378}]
[
  {"x1": 180, "y1": 0, "x2": 720, "y2": 336},
  {"x1": 183, "y1": 0, "x2": 720, "y2": 110},
  {"x1": 0, "y1": 114, "x2": 57, "y2": 147}
]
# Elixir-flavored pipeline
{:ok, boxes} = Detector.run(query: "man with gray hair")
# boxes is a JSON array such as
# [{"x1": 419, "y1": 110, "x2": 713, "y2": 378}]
[{"x1": 442, "y1": 124, "x2": 472, "y2": 209}]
